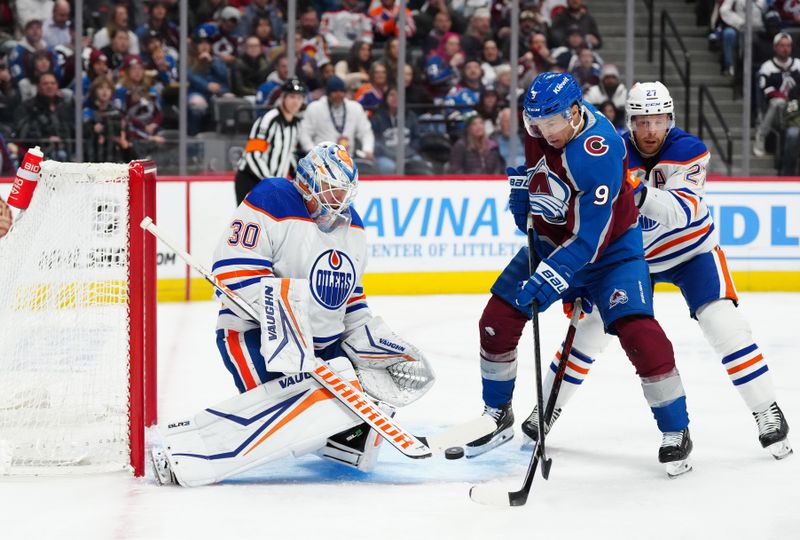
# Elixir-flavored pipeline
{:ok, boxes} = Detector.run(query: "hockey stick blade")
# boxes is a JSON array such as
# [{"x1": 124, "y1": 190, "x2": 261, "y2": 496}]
[
  {"x1": 469, "y1": 441, "x2": 540, "y2": 507},
  {"x1": 418, "y1": 416, "x2": 497, "y2": 453},
  {"x1": 139, "y1": 217, "x2": 432, "y2": 460}
]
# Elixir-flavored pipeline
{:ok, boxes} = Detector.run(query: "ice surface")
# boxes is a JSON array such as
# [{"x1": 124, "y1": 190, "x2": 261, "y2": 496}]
[{"x1": 1, "y1": 293, "x2": 798, "y2": 539}]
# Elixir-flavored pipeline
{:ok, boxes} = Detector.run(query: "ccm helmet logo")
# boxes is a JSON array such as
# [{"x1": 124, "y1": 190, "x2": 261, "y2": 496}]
[{"x1": 584, "y1": 135, "x2": 608, "y2": 156}]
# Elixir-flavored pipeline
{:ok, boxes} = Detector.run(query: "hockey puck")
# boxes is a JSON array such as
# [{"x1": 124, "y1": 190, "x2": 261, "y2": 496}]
[{"x1": 444, "y1": 446, "x2": 465, "y2": 460}]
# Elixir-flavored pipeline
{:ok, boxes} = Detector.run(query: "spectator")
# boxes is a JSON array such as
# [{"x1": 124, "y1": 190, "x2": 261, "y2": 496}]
[
  {"x1": 18, "y1": 50, "x2": 62, "y2": 102},
  {"x1": 416, "y1": 0, "x2": 467, "y2": 39},
  {"x1": 251, "y1": 15, "x2": 279, "y2": 52},
  {"x1": 187, "y1": 28, "x2": 232, "y2": 134},
  {"x1": 598, "y1": 99, "x2": 627, "y2": 135},
  {"x1": 15, "y1": 72, "x2": 74, "y2": 161},
  {"x1": 381, "y1": 36, "x2": 401, "y2": 79},
  {"x1": 404, "y1": 62, "x2": 431, "y2": 106},
  {"x1": 101, "y1": 28, "x2": 134, "y2": 75},
  {"x1": 83, "y1": 77, "x2": 132, "y2": 162},
  {"x1": 754, "y1": 32, "x2": 800, "y2": 156},
  {"x1": 213, "y1": 7, "x2": 244, "y2": 65},
  {"x1": 238, "y1": 0, "x2": 284, "y2": 41},
  {"x1": 552, "y1": 25, "x2": 597, "y2": 71},
  {"x1": 476, "y1": 87, "x2": 501, "y2": 135},
  {"x1": 43, "y1": 0, "x2": 71, "y2": 48},
  {"x1": 321, "y1": 0, "x2": 373, "y2": 49},
  {"x1": 424, "y1": 10, "x2": 453, "y2": 52},
  {"x1": 369, "y1": 0, "x2": 416, "y2": 42},
  {"x1": 447, "y1": 110, "x2": 503, "y2": 174},
  {"x1": 499, "y1": 9, "x2": 548, "y2": 59},
  {"x1": 424, "y1": 54, "x2": 459, "y2": 100},
  {"x1": 255, "y1": 54, "x2": 289, "y2": 110},
  {"x1": 719, "y1": 0, "x2": 766, "y2": 76},
  {"x1": 431, "y1": 32, "x2": 466, "y2": 73},
  {"x1": 78, "y1": 49, "x2": 112, "y2": 97},
  {"x1": 773, "y1": 0, "x2": 800, "y2": 26},
  {"x1": 370, "y1": 85, "x2": 424, "y2": 173},
  {"x1": 93, "y1": 3, "x2": 141, "y2": 54},
  {"x1": 335, "y1": 39, "x2": 372, "y2": 89},
  {"x1": 444, "y1": 58, "x2": 484, "y2": 110},
  {"x1": 0, "y1": 59, "x2": 20, "y2": 131},
  {"x1": 461, "y1": 8, "x2": 493, "y2": 59},
  {"x1": 780, "y1": 98, "x2": 800, "y2": 175},
  {"x1": 550, "y1": 0, "x2": 602, "y2": 49},
  {"x1": 584, "y1": 64, "x2": 627, "y2": 115},
  {"x1": 231, "y1": 36, "x2": 271, "y2": 99},
  {"x1": 299, "y1": 75, "x2": 375, "y2": 160},
  {"x1": 136, "y1": 1, "x2": 179, "y2": 50},
  {"x1": 354, "y1": 62, "x2": 388, "y2": 115},
  {"x1": 191, "y1": 0, "x2": 227, "y2": 28},
  {"x1": 570, "y1": 45, "x2": 601, "y2": 91},
  {"x1": 491, "y1": 107, "x2": 524, "y2": 168},
  {"x1": 520, "y1": 32, "x2": 556, "y2": 86},
  {"x1": 493, "y1": 63, "x2": 513, "y2": 109},
  {"x1": 9, "y1": 18, "x2": 49, "y2": 84}
]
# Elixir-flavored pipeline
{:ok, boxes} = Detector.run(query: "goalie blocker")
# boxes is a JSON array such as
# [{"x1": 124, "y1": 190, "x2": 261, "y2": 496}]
[{"x1": 152, "y1": 278, "x2": 436, "y2": 484}]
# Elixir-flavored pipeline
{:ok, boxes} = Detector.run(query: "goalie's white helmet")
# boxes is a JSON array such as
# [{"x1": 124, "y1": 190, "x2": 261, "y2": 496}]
[
  {"x1": 295, "y1": 142, "x2": 359, "y2": 231},
  {"x1": 625, "y1": 81, "x2": 675, "y2": 131}
]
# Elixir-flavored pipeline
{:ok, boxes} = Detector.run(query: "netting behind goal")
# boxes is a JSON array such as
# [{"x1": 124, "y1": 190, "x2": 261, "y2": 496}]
[{"x1": 0, "y1": 160, "x2": 156, "y2": 476}]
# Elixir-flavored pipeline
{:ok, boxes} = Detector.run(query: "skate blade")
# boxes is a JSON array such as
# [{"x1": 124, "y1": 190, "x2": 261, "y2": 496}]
[
  {"x1": 766, "y1": 439, "x2": 793, "y2": 460},
  {"x1": 150, "y1": 447, "x2": 176, "y2": 486},
  {"x1": 464, "y1": 428, "x2": 514, "y2": 458},
  {"x1": 665, "y1": 458, "x2": 692, "y2": 478}
]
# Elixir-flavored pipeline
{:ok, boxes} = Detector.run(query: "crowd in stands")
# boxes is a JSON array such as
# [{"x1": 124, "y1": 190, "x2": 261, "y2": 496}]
[
  {"x1": 698, "y1": 0, "x2": 800, "y2": 174},
  {"x1": 0, "y1": 0, "x2": 617, "y2": 175}
]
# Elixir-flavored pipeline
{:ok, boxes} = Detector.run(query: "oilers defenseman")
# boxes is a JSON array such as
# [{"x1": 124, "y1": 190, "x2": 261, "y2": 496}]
[
  {"x1": 523, "y1": 82, "x2": 792, "y2": 461},
  {"x1": 150, "y1": 142, "x2": 435, "y2": 486},
  {"x1": 466, "y1": 72, "x2": 696, "y2": 477}
]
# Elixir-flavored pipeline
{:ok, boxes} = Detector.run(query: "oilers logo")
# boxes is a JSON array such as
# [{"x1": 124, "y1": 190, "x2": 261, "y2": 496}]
[
  {"x1": 638, "y1": 215, "x2": 660, "y2": 232},
  {"x1": 528, "y1": 156, "x2": 571, "y2": 224},
  {"x1": 309, "y1": 249, "x2": 356, "y2": 310}
]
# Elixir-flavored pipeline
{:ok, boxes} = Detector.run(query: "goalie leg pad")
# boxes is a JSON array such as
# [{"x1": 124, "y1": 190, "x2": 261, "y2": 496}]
[
  {"x1": 156, "y1": 356, "x2": 362, "y2": 487},
  {"x1": 342, "y1": 316, "x2": 435, "y2": 407}
]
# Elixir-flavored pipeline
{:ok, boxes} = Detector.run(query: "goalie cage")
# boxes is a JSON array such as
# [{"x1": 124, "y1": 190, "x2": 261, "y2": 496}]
[{"x1": 0, "y1": 160, "x2": 157, "y2": 477}]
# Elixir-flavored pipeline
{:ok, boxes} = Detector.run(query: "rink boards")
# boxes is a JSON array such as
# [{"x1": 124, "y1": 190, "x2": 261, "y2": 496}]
[{"x1": 3, "y1": 175, "x2": 799, "y2": 299}]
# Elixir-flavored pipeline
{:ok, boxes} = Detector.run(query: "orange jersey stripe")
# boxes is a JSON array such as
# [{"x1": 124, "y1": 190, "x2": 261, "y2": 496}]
[
  {"x1": 727, "y1": 354, "x2": 764, "y2": 375},
  {"x1": 216, "y1": 268, "x2": 273, "y2": 281},
  {"x1": 646, "y1": 223, "x2": 711, "y2": 258},
  {"x1": 675, "y1": 190, "x2": 699, "y2": 218},
  {"x1": 715, "y1": 246, "x2": 739, "y2": 303},
  {"x1": 658, "y1": 151, "x2": 710, "y2": 166},
  {"x1": 280, "y1": 279, "x2": 308, "y2": 349},
  {"x1": 226, "y1": 331, "x2": 257, "y2": 390},
  {"x1": 347, "y1": 294, "x2": 366, "y2": 304}
]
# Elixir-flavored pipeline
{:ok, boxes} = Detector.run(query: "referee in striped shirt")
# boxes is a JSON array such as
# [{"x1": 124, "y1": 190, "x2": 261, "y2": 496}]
[{"x1": 235, "y1": 78, "x2": 307, "y2": 204}]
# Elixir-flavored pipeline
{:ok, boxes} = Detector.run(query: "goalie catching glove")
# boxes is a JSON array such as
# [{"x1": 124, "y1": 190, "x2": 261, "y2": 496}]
[{"x1": 342, "y1": 317, "x2": 436, "y2": 408}]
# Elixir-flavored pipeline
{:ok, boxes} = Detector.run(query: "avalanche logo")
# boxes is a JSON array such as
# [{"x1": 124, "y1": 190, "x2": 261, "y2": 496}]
[
  {"x1": 584, "y1": 135, "x2": 608, "y2": 156},
  {"x1": 528, "y1": 155, "x2": 571, "y2": 225},
  {"x1": 309, "y1": 249, "x2": 356, "y2": 310},
  {"x1": 609, "y1": 288, "x2": 629, "y2": 309}
]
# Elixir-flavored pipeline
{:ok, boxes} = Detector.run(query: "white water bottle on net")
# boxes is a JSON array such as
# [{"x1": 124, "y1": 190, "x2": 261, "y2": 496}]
[{"x1": 0, "y1": 159, "x2": 158, "y2": 476}]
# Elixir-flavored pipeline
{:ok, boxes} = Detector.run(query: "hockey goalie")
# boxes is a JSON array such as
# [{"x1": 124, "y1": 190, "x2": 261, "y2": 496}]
[{"x1": 150, "y1": 143, "x2": 435, "y2": 487}]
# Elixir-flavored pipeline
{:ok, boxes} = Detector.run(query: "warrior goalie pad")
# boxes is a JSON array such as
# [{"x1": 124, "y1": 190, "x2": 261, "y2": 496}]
[
  {"x1": 154, "y1": 356, "x2": 362, "y2": 487},
  {"x1": 259, "y1": 277, "x2": 316, "y2": 373},
  {"x1": 342, "y1": 317, "x2": 435, "y2": 408}
]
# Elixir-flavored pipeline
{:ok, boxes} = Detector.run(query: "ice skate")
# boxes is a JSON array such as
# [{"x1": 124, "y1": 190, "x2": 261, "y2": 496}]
[
  {"x1": 464, "y1": 403, "x2": 514, "y2": 458},
  {"x1": 150, "y1": 445, "x2": 177, "y2": 486},
  {"x1": 754, "y1": 402, "x2": 793, "y2": 460},
  {"x1": 520, "y1": 405, "x2": 561, "y2": 444},
  {"x1": 659, "y1": 428, "x2": 693, "y2": 478}
]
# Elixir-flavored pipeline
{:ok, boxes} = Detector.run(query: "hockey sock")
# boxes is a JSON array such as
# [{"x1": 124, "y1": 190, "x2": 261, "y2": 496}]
[
  {"x1": 479, "y1": 294, "x2": 528, "y2": 408},
  {"x1": 616, "y1": 316, "x2": 689, "y2": 432},
  {"x1": 696, "y1": 300, "x2": 775, "y2": 413}
]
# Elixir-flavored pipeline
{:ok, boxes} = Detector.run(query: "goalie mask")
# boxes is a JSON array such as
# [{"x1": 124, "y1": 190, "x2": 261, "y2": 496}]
[{"x1": 295, "y1": 143, "x2": 359, "y2": 233}]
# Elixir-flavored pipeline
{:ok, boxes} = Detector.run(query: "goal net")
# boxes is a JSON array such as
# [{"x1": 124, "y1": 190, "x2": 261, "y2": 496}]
[{"x1": 0, "y1": 160, "x2": 157, "y2": 476}]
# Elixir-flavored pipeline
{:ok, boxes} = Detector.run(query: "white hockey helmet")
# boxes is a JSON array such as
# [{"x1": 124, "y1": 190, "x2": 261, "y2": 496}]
[
  {"x1": 625, "y1": 81, "x2": 675, "y2": 131},
  {"x1": 295, "y1": 142, "x2": 359, "y2": 231}
]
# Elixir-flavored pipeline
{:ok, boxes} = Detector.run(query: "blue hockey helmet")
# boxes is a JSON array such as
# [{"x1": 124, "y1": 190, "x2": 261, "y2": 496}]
[{"x1": 522, "y1": 72, "x2": 583, "y2": 137}]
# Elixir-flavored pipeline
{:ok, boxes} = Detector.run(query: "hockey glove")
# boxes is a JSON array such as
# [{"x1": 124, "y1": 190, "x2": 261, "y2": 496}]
[
  {"x1": 562, "y1": 287, "x2": 593, "y2": 320},
  {"x1": 626, "y1": 171, "x2": 647, "y2": 208},
  {"x1": 515, "y1": 258, "x2": 573, "y2": 313},
  {"x1": 508, "y1": 165, "x2": 530, "y2": 233}
]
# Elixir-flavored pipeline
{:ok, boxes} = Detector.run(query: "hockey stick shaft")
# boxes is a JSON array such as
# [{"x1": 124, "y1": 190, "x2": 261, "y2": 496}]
[
  {"x1": 139, "y1": 217, "x2": 432, "y2": 459},
  {"x1": 527, "y1": 221, "x2": 548, "y2": 467}
]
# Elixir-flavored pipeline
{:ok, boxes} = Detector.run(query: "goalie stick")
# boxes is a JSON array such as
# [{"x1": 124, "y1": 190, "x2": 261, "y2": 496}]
[{"x1": 139, "y1": 217, "x2": 434, "y2": 459}]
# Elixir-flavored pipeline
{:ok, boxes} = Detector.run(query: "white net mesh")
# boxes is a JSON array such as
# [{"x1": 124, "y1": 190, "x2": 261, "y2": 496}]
[{"x1": 0, "y1": 162, "x2": 133, "y2": 474}]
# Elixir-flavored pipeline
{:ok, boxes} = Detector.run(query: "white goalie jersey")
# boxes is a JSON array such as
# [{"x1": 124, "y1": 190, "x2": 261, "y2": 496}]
[
  {"x1": 212, "y1": 177, "x2": 371, "y2": 350},
  {"x1": 626, "y1": 128, "x2": 716, "y2": 273}
]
